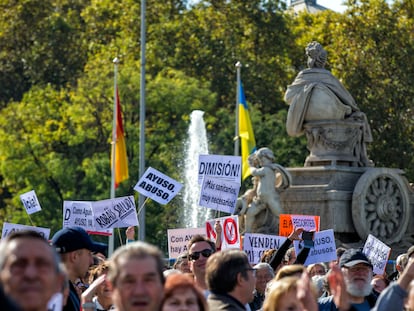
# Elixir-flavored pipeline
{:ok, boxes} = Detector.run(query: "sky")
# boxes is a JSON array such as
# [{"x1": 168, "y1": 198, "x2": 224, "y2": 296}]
[{"x1": 317, "y1": 0, "x2": 347, "y2": 12}]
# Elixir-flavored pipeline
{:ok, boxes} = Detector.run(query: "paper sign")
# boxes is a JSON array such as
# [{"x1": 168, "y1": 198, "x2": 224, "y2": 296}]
[
  {"x1": 363, "y1": 234, "x2": 391, "y2": 275},
  {"x1": 293, "y1": 229, "x2": 336, "y2": 266},
  {"x1": 63, "y1": 201, "x2": 112, "y2": 236},
  {"x1": 93, "y1": 196, "x2": 139, "y2": 230},
  {"x1": 2, "y1": 222, "x2": 50, "y2": 240},
  {"x1": 206, "y1": 216, "x2": 240, "y2": 250},
  {"x1": 198, "y1": 154, "x2": 242, "y2": 184},
  {"x1": 20, "y1": 190, "x2": 42, "y2": 215},
  {"x1": 134, "y1": 167, "x2": 183, "y2": 205},
  {"x1": 47, "y1": 293, "x2": 63, "y2": 311},
  {"x1": 199, "y1": 176, "x2": 240, "y2": 213},
  {"x1": 167, "y1": 227, "x2": 206, "y2": 259},
  {"x1": 243, "y1": 233, "x2": 287, "y2": 264},
  {"x1": 279, "y1": 214, "x2": 320, "y2": 236}
]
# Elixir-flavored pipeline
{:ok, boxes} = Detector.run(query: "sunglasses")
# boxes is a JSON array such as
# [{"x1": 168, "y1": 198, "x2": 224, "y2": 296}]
[{"x1": 189, "y1": 249, "x2": 213, "y2": 261}]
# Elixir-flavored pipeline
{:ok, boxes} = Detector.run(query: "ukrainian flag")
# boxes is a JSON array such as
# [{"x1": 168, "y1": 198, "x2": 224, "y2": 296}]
[{"x1": 239, "y1": 83, "x2": 256, "y2": 181}]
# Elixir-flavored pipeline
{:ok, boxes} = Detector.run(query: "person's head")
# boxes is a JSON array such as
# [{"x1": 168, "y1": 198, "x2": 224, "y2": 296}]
[
  {"x1": 260, "y1": 249, "x2": 277, "y2": 263},
  {"x1": 311, "y1": 274, "x2": 326, "y2": 297},
  {"x1": 339, "y1": 248, "x2": 373, "y2": 298},
  {"x1": 285, "y1": 247, "x2": 297, "y2": 265},
  {"x1": 307, "y1": 263, "x2": 327, "y2": 277},
  {"x1": 206, "y1": 249, "x2": 256, "y2": 305},
  {"x1": 253, "y1": 263, "x2": 274, "y2": 294},
  {"x1": 370, "y1": 274, "x2": 389, "y2": 294},
  {"x1": 396, "y1": 253, "x2": 408, "y2": 274},
  {"x1": 0, "y1": 230, "x2": 64, "y2": 311},
  {"x1": 263, "y1": 276, "x2": 305, "y2": 311},
  {"x1": 332, "y1": 247, "x2": 347, "y2": 265},
  {"x1": 162, "y1": 273, "x2": 207, "y2": 311},
  {"x1": 275, "y1": 264, "x2": 306, "y2": 281},
  {"x1": 107, "y1": 241, "x2": 165, "y2": 311},
  {"x1": 51, "y1": 226, "x2": 107, "y2": 281},
  {"x1": 187, "y1": 235, "x2": 215, "y2": 286},
  {"x1": 173, "y1": 252, "x2": 191, "y2": 273},
  {"x1": 88, "y1": 261, "x2": 111, "y2": 306},
  {"x1": 305, "y1": 41, "x2": 327, "y2": 69}
]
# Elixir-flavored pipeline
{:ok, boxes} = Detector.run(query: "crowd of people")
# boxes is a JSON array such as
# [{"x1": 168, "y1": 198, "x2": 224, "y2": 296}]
[{"x1": 0, "y1": 225, "x2": 413, "y2": 311}]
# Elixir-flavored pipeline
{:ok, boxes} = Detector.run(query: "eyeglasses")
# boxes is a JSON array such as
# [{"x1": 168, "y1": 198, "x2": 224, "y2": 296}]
[
  {"x1": 245, "y1": 268, "x2": 257, "y2": 277},
  {"x1": 188, "y1": 249, "x2": 213, "y2": 261}
]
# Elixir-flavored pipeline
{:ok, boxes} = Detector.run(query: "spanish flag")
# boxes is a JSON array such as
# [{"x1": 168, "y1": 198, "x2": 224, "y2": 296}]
[
  {"x1": 112, "y1": 86, "x2": 129, "y2": 188},
  {"x1": 239, "y1": 83, "x2": 256, "y2": 181}
]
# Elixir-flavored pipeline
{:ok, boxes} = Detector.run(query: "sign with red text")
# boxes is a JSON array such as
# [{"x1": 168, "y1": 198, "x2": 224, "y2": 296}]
[
  {"x1": 363, "y1": 234, "x2": 391, "y2": 275},
  {"x1": 20, "y1": 190, "x2": 42, "y2": 215},
  {"x1": 199, "y1": 176, "x2": 240, "y2": 214},
  {"x1": 206, "y1": 216, "x2": 240, "y2": 250},
  {"x1": 198, "y1": 154, "x2": 242, "y2": 184},
  {"x1": 279, "y1": 214, "x2": 320, "y2": 236},
  {"x1": 167, "y1": 227, "x2": 206, "y2": 259},
  {"x1": 243, "y1": 233, "x2": 287, "y2": 264},
  {"x1": 2, "y1": 222, "x2": 50, "y2": 240},
  {"x1": 134, "y1": 167, "x2": 183, "y2": 205}
]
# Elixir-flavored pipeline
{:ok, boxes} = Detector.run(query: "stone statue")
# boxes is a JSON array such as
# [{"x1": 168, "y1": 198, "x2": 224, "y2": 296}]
[
  {"x1": 284, "y1": 41, "x2": 373, "y2": 167},
  {"x1": 235, "y1": 147, "x2": 291, "y2": 234}
]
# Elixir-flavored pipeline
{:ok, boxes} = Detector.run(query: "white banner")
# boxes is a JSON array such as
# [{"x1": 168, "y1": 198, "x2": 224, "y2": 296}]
[
  {"x1": 198, "y1": 154, "x2": 242, "y2": 184},
  {"x1": 206, "y1": 216, "x2": 240, "y2": 250},
  {"x1": 93, "y1": 196, "x2": 139, "y2": 230},
  {"x1": 20, "y1": 190, "x2": 42, "y2": 215},
  {"x1": 243, "y1": 233, "x2": 287, "y2": 264},
  {"x1": 167, "y1": 227, "x2": 206, "y2": 259},
  {"x1": 363, "y1": 234, "x2": 391, "y2": 275},
  {"x1": 294, "y1": 229, "x2": 337, "y2": 266},
  {"x1": 199, "y1": 176, "x2": 240, "y2": 213},
  {"x1": 134, "y1": 167, "x2": 183, "y2": 205},
  {"x1": 2, "y1": 222, "x2": 50, "y2": 240}
]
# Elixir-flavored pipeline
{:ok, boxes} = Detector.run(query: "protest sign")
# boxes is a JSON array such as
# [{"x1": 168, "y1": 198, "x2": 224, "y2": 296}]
[
  {"x1": 134, "y1": 167, "x2": 183, "y2": 205},
  {"x1": 199, "y1": 176, "x2": 240, "y2": 214},
  {"x1": 243, "y1": 233, "x2": 287, "y2": 264},
  {"x1": 93, "y1": 196, "x2": 139, "y2": 230},
  {"x1": 206, "y1": 216, "x2": 240, "y2": 250},
  {"x1": 20, "y1": 190, "x2": 42, "y2": 215},
  {"x1": 293, "y1": 229, "x2": 336, "y2": 266},
  {"x1": 363, "y1": 234, "x2": 391, "y2": 275},
  {"x1": 279, "y1": 214, "x2": 320, "y2": 236},
  {"x1": 198, "y1": 154, "x2": 242, "y2": 184},
  {"x1": 167, "y1": 227, "x2": 206, "y2": 259},
  {"x1": 47, "y1": 293, "x2": 63, "y2": 311},
  {"x1": 2, "y1": 222, "x2": 50, "y2": 240}
]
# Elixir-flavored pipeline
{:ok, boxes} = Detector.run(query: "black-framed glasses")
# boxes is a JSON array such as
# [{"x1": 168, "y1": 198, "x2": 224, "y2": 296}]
[
  {"x1": 189, "y1": 249, "x2": 213, "y2": 261},
  {"x1": 245, "y1": 268, "x2": 257, "y2": 277}
]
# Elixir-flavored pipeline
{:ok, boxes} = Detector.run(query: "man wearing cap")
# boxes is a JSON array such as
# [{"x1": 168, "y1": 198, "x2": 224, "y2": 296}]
[
  {"x1": 319, "y1": 248, "x2": 377, "y2": 311},
  {"x1": 51, "y1": 226, "x2": 107, "y2": 311}
]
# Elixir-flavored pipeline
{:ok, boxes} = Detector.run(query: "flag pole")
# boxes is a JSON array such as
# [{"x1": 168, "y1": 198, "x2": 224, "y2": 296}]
[
  {"x1": 235, "y1": 61, "x2": 242, "y2": 157},
  {"x1": 138, "y1": 0, "x2": 147, "y2": 241},
  {"x1": 109, "y1": 57, "x2": 119, "y2": 256}
]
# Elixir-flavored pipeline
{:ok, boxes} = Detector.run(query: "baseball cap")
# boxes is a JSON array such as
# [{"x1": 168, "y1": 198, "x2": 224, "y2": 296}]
[
  {"x1": 51, "y1": 227, "x2": 107, "y2": 255},
  {"x1": 339, "y1": 248, "x2": 373, "y2": 268},
  {"x1": 407, "y1": 245, "x2": 414, "y2": 259}
]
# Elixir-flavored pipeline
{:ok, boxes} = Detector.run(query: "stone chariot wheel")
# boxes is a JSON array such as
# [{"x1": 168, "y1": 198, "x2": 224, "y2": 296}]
[{"x1": 352, "y1": 168, "x2": 410, "y2": 244}]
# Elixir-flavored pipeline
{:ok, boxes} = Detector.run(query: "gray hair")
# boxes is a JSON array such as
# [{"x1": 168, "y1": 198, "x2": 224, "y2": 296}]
[{"x1": 253, "y1": 262, "x2": 275, "y2": 278}]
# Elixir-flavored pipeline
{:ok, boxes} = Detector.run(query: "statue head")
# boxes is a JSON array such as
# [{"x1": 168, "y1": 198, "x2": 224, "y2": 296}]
[{"x1": 306, "y1": 41, "x2": 327, "y2": 69}]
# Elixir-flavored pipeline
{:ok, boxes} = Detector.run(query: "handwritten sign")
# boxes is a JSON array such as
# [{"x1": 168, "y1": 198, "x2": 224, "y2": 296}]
[
  {"x1": 243, "y1": 233, "x2": 287, "y2": 264},
  {"x1": 279, "y1": 214, "x2": 320, "y2": 236},
  {"x1": 20, "y1": 190, "x2": 42, "y2": 215},
  {"x1": 206, "y1": 216, "x2": 240, "y2": 250},
  {"x1": 2, "y1": 222, "x2": 50, "y2": 240},
  {"x1": 198, "y1": 154, "x2": 242, "y2": 184},
  {"x1": 167, "y1": 227, "x2": 206, "y2": 259},
  {"x1": 199, "y1": 176, "x2": 240, "y2": 213},
  {"x1": 363, "y1": 234, "x2": 391, "y2": 275},
  {"x1": 293, "y1": 229, "x2": 336, "y2": 266},
  {"x1": 47, "y1": 293, "x2": 63, "y2": 311},
  {"x1": 134, "y1": 167, "x2": 183, "y2": 205},
  {"x1": 93, "y1": 196, "x2": 139, "y2": 230}
]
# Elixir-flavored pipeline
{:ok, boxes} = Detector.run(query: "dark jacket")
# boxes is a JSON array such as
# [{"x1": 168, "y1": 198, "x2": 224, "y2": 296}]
[{"x1": 318, "y1": 292, "x2": 377, "y2": 311}]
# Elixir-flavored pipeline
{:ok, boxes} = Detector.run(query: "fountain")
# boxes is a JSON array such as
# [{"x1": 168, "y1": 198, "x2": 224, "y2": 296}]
[{"x1": 182, "y1": 110, "x2": 212, "y2": 228}]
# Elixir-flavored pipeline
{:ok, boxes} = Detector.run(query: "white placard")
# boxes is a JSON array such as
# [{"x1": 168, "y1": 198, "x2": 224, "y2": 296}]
[
  {"x1": 93, "y1": 196, "x2": 139, "y2": 230},
  {"x1": 2, "y1": 222, "x2": 50, "y2": 240},
  {"x1": 206, "y1": 216, "x2": 240, "y2": 250},
  {"x1": 199, "y1": 176, "x2": 240, "y2": 213},
  {"x1": 134, "y1": 167, "x2": 183, "y2": 205},
  {"x1": 20, "y1": 190, "x2": 42, "y2": 215},
  {"x1": 47, "y1": 292, "x2": 63, "y2": 311},
  {"x1": 243, "y1": 233, "x2": 287, "y2": 264},
  {"x1": 167, "y1": 227, "x2": 206, "y2": 259},
  {"x1": 294, "y1": 229, "x2": 337, "y2": 266},
  {"x1": 363, "y1": 234, "x2": 391, "y2": 275},
  {"x1": 198, "y1": 154, "x2": 242, "y2": 184},
  {"x1": 291, "y1": 215, "x2": 319, "y2": 232}
]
